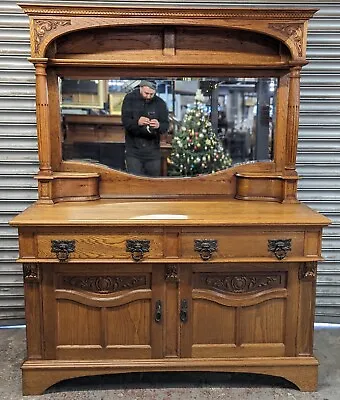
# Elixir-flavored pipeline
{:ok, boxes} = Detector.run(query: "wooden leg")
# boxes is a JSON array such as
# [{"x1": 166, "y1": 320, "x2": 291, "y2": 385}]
[{"x1": 273, "y1": 364, "x2": 318, "y2": 392}]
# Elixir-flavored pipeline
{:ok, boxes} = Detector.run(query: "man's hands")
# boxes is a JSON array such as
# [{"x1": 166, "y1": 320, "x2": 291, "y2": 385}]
[
  {"x1": 149, "y1": 119, "x2": 160, "y2": 129},
  {"x1": 138, "y1": 116, "x2": 160, "y2": 130},
  {"x1": 138, "y1": 116, "x2": 150, "y2": 126}
]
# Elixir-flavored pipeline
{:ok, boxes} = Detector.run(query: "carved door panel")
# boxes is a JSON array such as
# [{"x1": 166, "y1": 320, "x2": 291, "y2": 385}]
[
  {"x1": 180, "y1": 263, "x2": 299, "y2": 358},
  {"x1": 42, "y1": 263, "x2": 164, "y2": 360}
]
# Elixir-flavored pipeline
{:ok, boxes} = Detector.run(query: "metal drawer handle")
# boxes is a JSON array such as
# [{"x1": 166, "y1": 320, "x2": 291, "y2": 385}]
[
  {"x1": 268, "y1": 239, "x2": 292, "y2": 260},
  {"x1": 126, "y1": 239, "x2": 150, "y2": 262},
  {"x1": 155, "y1": 300, "x2": 162, "y2": 323},
  {"x1": 194, "y1": 239, "x2": 218, "y2": 261},
  {"x1": 51, "y1": 240, "x2": 75, "y2": 262}
]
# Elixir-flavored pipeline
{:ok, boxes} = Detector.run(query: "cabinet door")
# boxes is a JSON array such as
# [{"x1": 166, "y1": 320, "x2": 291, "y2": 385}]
[
  {"x1": 41, "y1": 263, "x2": 164, "y2": 360},
  {"x1": 180, "y1": 263, "x2": 299, "y2": 358}
]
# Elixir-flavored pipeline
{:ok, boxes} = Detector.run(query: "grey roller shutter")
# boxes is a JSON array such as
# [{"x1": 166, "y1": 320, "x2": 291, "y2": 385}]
[
  {"x1": 0, "y1": 0, "x2": 339, "y2": 324},
  {"x1": 0, "y1": 0, "x2": 38, "y2": 325}
]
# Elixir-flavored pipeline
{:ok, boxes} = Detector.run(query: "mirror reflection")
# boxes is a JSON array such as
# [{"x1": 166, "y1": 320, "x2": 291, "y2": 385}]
[{"x1": 60, "y1": 77, "x2": 277, "y2": 177}]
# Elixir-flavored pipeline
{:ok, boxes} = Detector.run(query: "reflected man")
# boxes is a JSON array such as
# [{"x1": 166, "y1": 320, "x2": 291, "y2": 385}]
[{"x1": 121, "y1": 80, "x2": 169, "y2": 176}]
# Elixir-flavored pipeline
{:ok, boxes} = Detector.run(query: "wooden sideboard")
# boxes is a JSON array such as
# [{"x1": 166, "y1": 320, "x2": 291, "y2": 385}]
[
  {"x1": 12, "y1": 199, "x2": 329, "y2": 394},
  {"x1": 11, "y1": 3, "x2": 329, "y2": 395}
]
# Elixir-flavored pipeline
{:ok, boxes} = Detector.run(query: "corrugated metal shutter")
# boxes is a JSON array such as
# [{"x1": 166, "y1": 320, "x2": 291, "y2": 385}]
[
  {"x1": 0, "y1": 0, "x2": 38, "y2": 325},
  {"x1": 298, "y1": 2, "x2": 340, "y2": 323},
  {"x1": 1, "y1": 0, "x2": 340, "y2": 324}
]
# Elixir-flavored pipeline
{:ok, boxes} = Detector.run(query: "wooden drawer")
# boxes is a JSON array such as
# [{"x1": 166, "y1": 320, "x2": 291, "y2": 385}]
[
  {"x1": 181, "y1": 228, "x2": 304, "y2": 260},
  {"x1": 36, "y1": 229, "x2": 164, "y2": 261}
]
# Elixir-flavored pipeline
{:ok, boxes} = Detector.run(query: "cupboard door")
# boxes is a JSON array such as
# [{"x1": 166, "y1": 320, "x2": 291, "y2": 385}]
[
  {"x1": 180, "y1": 263, "x2": 299, "y2": 358},
  {"x1": 42, "y1": 263, "x2": 164, "y2": 360}
]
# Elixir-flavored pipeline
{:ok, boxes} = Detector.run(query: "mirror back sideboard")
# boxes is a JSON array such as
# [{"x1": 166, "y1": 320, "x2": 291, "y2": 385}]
[{"x1": 10, "y1": 4, "x2": 330, "y2": 395}]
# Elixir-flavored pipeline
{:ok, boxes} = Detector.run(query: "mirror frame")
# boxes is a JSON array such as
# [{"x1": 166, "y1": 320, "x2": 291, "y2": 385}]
[{"x1": 20, "y1": 4, "x2": 317, "y2": 202}]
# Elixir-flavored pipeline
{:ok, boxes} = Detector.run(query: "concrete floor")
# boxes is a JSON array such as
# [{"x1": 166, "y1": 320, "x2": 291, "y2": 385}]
[{"x1": 0, "y1": 326, "x2": 339, "y2": 399}]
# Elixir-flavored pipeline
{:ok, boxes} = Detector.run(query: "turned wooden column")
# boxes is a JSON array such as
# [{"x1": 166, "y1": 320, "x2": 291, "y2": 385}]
[
  {"x1": 34, "y1": 61, "x2": 52, "y2": 176},
  {"x1": 33, "y1": 60, "x2": 54, "y2": 202},
  {"x1": 285, "y1": 66, "x2": 301, "y2": 173}
]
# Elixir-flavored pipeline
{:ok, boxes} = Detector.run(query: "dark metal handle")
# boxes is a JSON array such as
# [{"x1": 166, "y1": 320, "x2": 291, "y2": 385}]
[
  {"x1": 194, "y1": 239, "x2": 218, "y2": 261},
  {"x1": 155, "y1": 300, "x2": 162, "y2": 323},
  {"x1": 131, "y1": 251, "x2": 144, "y2": 261},
  {"x1": 268, "y1": 239, "x2": 292, "y2": 260},
  {"x1": 51, "y1": 240, "x2": 75, "y2": 262},
  {"x1": 200, "y1": 250, "x2": 212, "y2": 261},
  {"x1": 180, "y1": 299, "x2": 188, "y2": 323},
  {"x1": 126, "y1": 239, "x2": 150, "y2": 262}
]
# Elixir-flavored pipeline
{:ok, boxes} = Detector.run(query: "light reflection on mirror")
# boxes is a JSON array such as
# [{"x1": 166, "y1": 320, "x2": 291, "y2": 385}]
[{"x1": 60, "y1": 77, "x2": 277, "y2": 177}]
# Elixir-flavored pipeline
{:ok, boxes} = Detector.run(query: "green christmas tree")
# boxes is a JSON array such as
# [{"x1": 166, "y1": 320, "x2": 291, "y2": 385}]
[{"x1": 167, "y1": 89, "x2": 232, "y2": 177}]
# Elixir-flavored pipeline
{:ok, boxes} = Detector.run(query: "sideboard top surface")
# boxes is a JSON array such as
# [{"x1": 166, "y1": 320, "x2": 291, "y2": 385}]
[{"x1": 10, "y1": 199, "x2": 330, "y2": 227}]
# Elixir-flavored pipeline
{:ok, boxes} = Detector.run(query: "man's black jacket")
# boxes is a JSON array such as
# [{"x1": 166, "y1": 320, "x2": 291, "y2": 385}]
[{"x1": 121, "y1": 88, "x2": 169, "y2": 159}]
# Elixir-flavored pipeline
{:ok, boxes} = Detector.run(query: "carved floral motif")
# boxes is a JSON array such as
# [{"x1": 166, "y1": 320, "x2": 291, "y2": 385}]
[
  {"x1": 299, "y1": 262, "x2": 317, "y2": 281},
  {"x1": 268, "y1": 23, "x2": 303, "y2": 57},
  {"x1": 34, "y1": 19, "x2": 71, "y2": 54},
  {"x1": 23, "y1": 263, "x2": 40, "y2": 282},
  {"x1": 199, "y1": 273, "x2": 285, "y2": 294},
  {"x1": 62, "y1": 275, "x2": 147, "y2": 293},
  {"x1": 165, "y1": 265, "x2": 178, "y2": 282}
]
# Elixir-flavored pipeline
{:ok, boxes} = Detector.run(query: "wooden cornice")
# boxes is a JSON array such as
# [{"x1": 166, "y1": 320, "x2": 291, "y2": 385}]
[{"x1": 19, "y1": 4, "x2": 318, "y2": 21}]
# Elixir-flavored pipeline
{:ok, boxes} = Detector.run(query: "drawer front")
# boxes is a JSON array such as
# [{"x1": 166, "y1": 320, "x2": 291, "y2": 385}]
[
  {"x1": 181, "y1": 229, "x2": 304, "y2": 260},
  {"x1": 36, "y1": 232, "x2": 164, "y2": 260}
]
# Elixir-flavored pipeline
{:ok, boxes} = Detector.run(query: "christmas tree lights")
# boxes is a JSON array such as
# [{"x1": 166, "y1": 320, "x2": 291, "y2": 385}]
[{"x1": 167, "y1": 89, "x2": 232, "y2": 177}]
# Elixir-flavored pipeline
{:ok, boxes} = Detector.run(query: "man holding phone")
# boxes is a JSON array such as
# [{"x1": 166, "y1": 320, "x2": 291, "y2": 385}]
[{"x1": 121, "y1": 80, "x2": 169, "y2": 176}]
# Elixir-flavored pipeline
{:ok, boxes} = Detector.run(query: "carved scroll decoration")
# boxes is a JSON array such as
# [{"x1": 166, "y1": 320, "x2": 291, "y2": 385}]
[
  {"x1": 268, "y1": 23, "x2": 303, "y2": 57},
  {"x1": 198, "y1": 273, "x2": 285, "y2": 294},
  {"x1": 63, "y1": 275, "x2": 147, "y2": 293},
  {"x1": 34, "y1": 19, "x2": 71, "y2": 54},
  {"x1": 268, "y1": 239, "x2": 292, "y2": 260},
  {"x1": 165, "y1": 264, "x2": 179, "y2": 282},
  {"x1": 299, "y1": 262, "x2": 317, "y2": 281},
  {"x1": 23, "y1": 263, "x2": 40, "y2": 283},
  {"x1": 51, "y1": 239, "x2": 75, "y2": 262},
  {"x1": 194, "y1": 239, "x2": 218, "y2": 261},
  {"x1": 126, "y1": 239, "x2": 150, "y2": 261}
]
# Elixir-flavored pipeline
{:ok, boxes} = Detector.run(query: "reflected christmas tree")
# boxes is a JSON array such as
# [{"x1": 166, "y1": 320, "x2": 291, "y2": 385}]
[{"x1": 167, "y1": 89, "x2": 232, "y2": 177}]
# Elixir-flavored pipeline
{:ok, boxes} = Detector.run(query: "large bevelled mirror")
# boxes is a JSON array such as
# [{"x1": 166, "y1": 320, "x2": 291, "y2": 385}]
[{"x1": 60, "y1": 77, "x2": 277, "y2": 177}]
